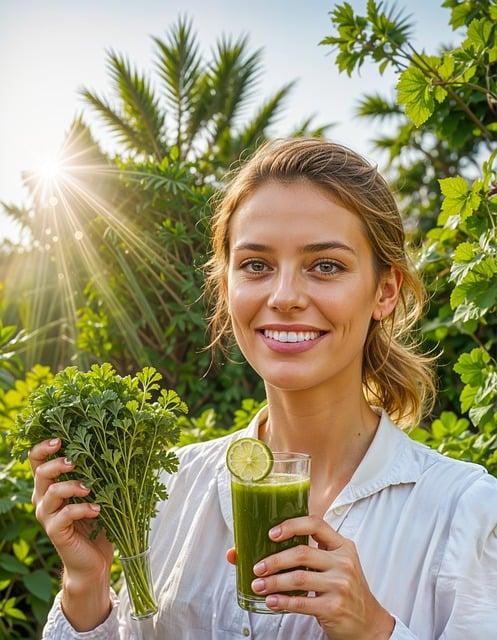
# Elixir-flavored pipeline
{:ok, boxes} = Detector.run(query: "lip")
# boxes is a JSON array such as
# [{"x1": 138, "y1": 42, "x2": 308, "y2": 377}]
[
  {"x1": 257, "y1": 330, "x2": 329, "y2": 354},
  {"x1": 256, "y1": 324, "x2": 328, "y2": 332}
]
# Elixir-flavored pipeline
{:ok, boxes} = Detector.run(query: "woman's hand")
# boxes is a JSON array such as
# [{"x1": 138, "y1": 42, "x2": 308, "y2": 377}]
[
  {"x1": 29, "y1": 437, "x2": 114, "y2": 581},
  {"x1": 227, "y1": 515, "x2": 395, "y2": 640}
]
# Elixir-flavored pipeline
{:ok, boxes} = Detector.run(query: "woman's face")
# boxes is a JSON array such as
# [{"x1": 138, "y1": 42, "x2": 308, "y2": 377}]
[{"x1": 226, "y1": 179, "x2": 398, "y2": 392}]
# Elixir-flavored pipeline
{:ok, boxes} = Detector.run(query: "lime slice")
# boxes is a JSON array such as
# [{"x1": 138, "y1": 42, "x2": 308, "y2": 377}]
[{"x1": 226, "y1": 438, "x2": 274, "y2": 482}]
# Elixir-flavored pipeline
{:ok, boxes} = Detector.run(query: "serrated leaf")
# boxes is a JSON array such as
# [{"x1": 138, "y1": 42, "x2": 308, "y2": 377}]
[
  {"x1": 397, "y1": 66, "x2": 434, "y2": 126},
  {"x1": 463, "y1": 18, "x2": 494, "y2": 51},
  {"x1": 438, "y1": 176, "x2": 481, "y2": 224},
  {"x1": 434, "y1": 85, "x2": 447, "y2": 103},
  {"x1": 437, "y1": 54, "x2": 454, "y2": 80},
  {"x1": 454, "y1": 348, "x2": 490, "y2": 386},
  {"x1": 460, "y1": 384, "x2": 478, "y2": 413}
]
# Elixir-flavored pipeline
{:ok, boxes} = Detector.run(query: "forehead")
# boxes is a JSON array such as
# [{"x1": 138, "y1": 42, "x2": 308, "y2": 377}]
[{"x1": 229, "y1": 180, "x2": 370, "y2": 253}]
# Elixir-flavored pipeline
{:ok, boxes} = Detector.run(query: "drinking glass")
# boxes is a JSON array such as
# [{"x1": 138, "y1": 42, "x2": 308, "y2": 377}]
[{"x1": 230, "y1": 452, "x2": 311, "y2": 614}]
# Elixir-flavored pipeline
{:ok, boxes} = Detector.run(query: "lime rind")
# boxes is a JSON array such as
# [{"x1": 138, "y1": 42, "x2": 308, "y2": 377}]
[{"x1": 226, "y1": 437, "x2": 274, "y2": 482}]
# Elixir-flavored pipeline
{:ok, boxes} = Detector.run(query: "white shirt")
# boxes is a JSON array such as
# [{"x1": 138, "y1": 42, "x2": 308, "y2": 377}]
[{"x1": 42, "y1": 406, "x2": 497, "y2": 639}]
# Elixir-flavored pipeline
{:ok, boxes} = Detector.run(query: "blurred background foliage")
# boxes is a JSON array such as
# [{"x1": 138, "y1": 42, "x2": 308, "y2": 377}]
[{"x1": 0, "y1": 2, "x2": 496, "y2": 637}]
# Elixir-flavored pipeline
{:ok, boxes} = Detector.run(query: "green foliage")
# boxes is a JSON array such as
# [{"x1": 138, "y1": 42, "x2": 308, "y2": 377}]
[
  {"x1": 178, "y1": 398, "x2": 267, "y2": 447},
  {"x1": 323, "y1": 0, "x2": 497, "y2": 470},
  {"x1": 9, "y1": 364, "x2": 186, "y2": 558}
]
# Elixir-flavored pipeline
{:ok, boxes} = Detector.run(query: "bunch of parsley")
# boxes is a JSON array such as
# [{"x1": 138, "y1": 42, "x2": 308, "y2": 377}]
[{"x1": 10, "y1": 363, "x2": 187, "y2": 616}]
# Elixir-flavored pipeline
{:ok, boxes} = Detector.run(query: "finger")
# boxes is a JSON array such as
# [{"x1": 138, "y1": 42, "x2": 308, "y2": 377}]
[
  {"x1": 46, "y1": 503, "x2": 101, "y2": 546},
  {"x1": 254, "y1": 544, "x2": 329, "y2": 576},
  {"x1": 270, "y1": 515, "x2": 345, "y2": 550},
  {"x1": 28, "y1": 438, "x2": 62, "y2": 474},
  {"x1": 252, "y1": 568, "x2": 329, "y2": 598},
  {"x1": 226, "y1": 548, "x2": 237, "y2": 565},
  {"x1": 36, "y1": 480, "x2": 91, "y2": 522},
  {"x1": 265, "y1": 592, "x2": 318, "y2": 615},
  {"x1": 32, "y1": 456, "x2": 75, "y2": 504}
]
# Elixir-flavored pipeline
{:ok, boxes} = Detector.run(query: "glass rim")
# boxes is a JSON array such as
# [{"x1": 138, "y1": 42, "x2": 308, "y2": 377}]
[{"x1": 271, "y1": 451, "x2": 311, "y2": 462}]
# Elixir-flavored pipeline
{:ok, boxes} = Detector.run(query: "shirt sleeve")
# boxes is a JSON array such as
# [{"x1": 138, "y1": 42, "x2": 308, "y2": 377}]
[
  {"x1": 434, "y1": 472, "x2": 497, "y2": 639},
  {"x1": 41, "y1": 588, "x2": 123, "y2": 639}
]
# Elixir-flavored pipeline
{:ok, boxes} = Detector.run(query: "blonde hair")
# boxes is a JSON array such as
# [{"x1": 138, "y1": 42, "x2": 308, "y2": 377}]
[{"x1": 203, "y1": 138, "x2": 436, "y2": 427}]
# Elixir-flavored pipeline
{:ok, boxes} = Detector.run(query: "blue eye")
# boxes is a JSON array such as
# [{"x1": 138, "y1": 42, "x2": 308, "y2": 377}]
[{"x1": 240, "y1": 260, "x2": 344, "y2": 277}]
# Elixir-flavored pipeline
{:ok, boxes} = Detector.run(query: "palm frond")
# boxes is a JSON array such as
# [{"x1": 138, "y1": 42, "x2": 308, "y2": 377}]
[
  {"x1": 153, "y1": 15, "x2": 202, "y2": 155},
  {"x1": 106, "y1": 50, "x2": 166, "y2": 159},
  {"x1": 208, "y1": 34, "x2": 264, "y2": 144},
  {"x1": 80, "y1": 89, "x2": 149, "y2": 154},
  {"x1": 0, "y1": 202, "x2": 33, "y2": 235},
  {"x1": 355, "y1": 92, "x2": 401, "y2": 120},
  {"x1": 233, "y1": 80, "x2": 297, "y2": 155},
  {"x1": 288, "y1": 114, "x2": 335, "y2": 138}
]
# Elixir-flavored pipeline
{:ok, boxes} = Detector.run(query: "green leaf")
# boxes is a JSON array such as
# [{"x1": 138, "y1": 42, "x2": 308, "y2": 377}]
[
  {"x1": 397, "y1": 66, "x2": 434, "y2": 127},
  {"x1": 438, "y1": 176, "x2": 481, "y2": 225},
  {"x1": 460, "y1": 384, "x2": 478, "y2": 414},
  {"x1": 463, "y1": 18, "x2": 494, "y2": 52},
  {"x1": 22, "y1": 570, "x2": 53, "y2": 602},
  {"x1": 1, "y1": 597, "x2": 27, "y2": 620},
  {"x1": 469, "y1": 404, "x2": 494, "y2": 427},
  {"x1": 12, "y1": 539, "x2": 29, "y2": 563},
  {"x1": 0, "y1": 554, "x2": 29, "y2": 575},
  {"x1": 454, "y1": 348, "x2": 490, "y2": 386},
  {"x1": 437, "y1": 54, "x2": 454, "y2": 81}
]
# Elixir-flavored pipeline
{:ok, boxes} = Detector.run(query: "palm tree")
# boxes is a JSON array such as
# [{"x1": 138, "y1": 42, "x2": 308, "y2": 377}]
[
  {"x1": 1, "y1": 14, "x2": 332, "y2": 419},
  {"x1": 81, "y1": 14, "x2": 331, "y2": 170}
]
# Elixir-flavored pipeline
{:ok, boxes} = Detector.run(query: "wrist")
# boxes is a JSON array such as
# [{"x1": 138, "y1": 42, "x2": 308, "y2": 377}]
[
  {"x1": 62, "y1": 571, "x2": 112, "y2": 632},
  {"x1": 369, "y1": 608, "x2": 395, "y2": 639}
]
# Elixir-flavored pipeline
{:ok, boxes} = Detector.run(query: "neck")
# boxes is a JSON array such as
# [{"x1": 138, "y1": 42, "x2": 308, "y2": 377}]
[{"x1": 258, "y1": 383, "x2": 381, "y2": 513}]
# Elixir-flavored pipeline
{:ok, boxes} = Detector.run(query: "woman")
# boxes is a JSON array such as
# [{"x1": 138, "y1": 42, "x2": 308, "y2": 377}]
[{"x1": 34, "y1": 138, "x2": 497, "y2": 639}]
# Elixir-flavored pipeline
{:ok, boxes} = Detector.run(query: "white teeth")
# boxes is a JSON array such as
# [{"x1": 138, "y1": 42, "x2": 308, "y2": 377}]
[{"x1": 263, "y1": 329, "x2": 322, "y2": 343}]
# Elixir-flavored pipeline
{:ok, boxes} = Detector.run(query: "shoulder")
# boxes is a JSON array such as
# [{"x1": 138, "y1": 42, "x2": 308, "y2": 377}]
[{"x1": 402, "y1": 429, "x2": 497, "y2": 524}]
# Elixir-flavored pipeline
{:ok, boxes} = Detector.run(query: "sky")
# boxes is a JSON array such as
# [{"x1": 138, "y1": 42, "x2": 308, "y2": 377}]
[{"x1": 0, "y1": 0, "x2": 460, "y2": 241}]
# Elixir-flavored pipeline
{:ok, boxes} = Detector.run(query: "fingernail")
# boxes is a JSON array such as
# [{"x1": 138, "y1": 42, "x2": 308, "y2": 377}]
[
  {"x1": 269, "y1": 526, "x2": 281, "y2": 539},
  {"x1": 80, "y1": 482, "x2": 89, "y2": 491},
  {"x1": 253, "y1": 561, "x2": 266, "y2": 575},
  {"x1": 89, "y1": 504, "x2": 100, "y2": 512},
  {"x1": 252, "y1": 579, "x2": 266, "y2": 593},
  {"x1": 64, "y1": 458, "x2": 73, "y2": 466},
  {"x1": 266, "y1": 595, "x2": 278, "y2": 608},
  {"x1": 49, "y1": 438, "x2": 59, "y2": 447}
]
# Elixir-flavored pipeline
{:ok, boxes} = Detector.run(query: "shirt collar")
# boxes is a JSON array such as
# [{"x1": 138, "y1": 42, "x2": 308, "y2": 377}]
[{"x1": 217, "y1": 404, "x2": 423, "y2": 531}]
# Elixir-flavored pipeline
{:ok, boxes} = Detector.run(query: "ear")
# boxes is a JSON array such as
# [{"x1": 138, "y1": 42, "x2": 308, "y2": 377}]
[{"x1": 372, "y1": 267, "x2": 403, "y2": 321}]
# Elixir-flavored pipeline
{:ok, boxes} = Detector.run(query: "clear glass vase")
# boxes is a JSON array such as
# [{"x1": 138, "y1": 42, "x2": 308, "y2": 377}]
[{"x1": 120, "y1": 547, "x2": 158, "y2": 620}]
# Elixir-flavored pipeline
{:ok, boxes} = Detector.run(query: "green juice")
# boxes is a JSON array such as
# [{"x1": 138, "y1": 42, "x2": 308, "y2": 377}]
[{"x1": 231, "y1": 472, "x2": 310, "y2": 612}]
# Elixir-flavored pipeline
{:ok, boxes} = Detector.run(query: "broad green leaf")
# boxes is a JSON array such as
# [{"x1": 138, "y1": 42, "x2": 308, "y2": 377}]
[
  {"x1": 460, "y1": 384, "x2": 478, "y2": 414},
  {"x1": 463, "y1": 18, "x2": 494, "y2": 52},
  {"x1": 22, "y1": 570, "x2": 53, "y2": 602},
  {"x1": 450, "y1": 270, "x2": 497, "y2": 311},
  {"x1": 0, "y1": 554, "x2": 29, "y2": 575},
  {"x1": 437, "y1": 54, "x2": 454, "y2": 80},
  {"x1": 434, "y1": 86, "x2": 447, "y2": 103},
  {"x1": 438, "y1": 176, "x2": 481, "y2": 224},
  {"x1": 454, "y1": 348, "x2": 490, "y2": 386},
  {"x1": 397, "y1": 66, "x2": 434, "y2": 127}
]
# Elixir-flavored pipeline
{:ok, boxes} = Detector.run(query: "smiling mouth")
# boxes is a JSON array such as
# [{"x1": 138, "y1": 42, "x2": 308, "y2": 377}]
[{"x1": 257, "y1": 329, "x2": 329, "y2": 344}]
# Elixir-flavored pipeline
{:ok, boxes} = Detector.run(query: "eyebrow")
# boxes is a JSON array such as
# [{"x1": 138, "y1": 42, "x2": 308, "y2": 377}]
[{"x1": 234, "y1": 241, "x2": 356, "y2": 255}]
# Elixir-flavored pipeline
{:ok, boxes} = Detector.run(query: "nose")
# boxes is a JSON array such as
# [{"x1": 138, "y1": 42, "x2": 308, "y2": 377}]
[{"x1": 266, "y1": 268, "x2": 308, "y2": 312}]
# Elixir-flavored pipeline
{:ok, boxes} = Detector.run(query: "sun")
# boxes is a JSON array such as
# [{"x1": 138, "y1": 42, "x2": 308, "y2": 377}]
[{"x1": 37, "y1": 157, "x2": 62, "y2": 183}]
